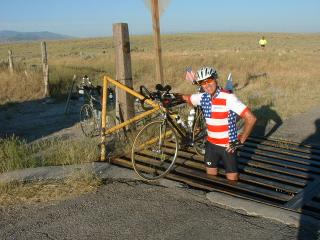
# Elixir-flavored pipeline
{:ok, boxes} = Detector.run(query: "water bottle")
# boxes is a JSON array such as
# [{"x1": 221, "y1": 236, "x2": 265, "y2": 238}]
[
  {"x1": 187, "y1": 108, "x2": 196, "y2": 129},
  {"x1": 175, "y1": 115, "x2": 187, "y2": 129},
  {"x1": 108, "y1": 92, "x2": 114, "y2": 104}
]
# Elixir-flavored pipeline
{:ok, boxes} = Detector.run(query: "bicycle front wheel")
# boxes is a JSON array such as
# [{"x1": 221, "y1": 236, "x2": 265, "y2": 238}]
[
  {"x1": 193, "y1": 110, "x2": 207, "y2": 155},
  {"x1": 131, "y1": 120, "x2": 178, "y2": 180}
]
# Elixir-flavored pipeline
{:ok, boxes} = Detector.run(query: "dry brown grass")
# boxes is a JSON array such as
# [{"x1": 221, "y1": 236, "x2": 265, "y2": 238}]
[
  {"x1": 0, "y1": 32, "x2": 319, "y2": 119},
  {"x1": 0, "y1": 136, "x2": 102, "y2": 205},
  {"x1": 0, "y1": 171, "x2": 102, "y2": 206},
  {"x1": 0, "y1": 70, "x2": 43, "y2": 104}
]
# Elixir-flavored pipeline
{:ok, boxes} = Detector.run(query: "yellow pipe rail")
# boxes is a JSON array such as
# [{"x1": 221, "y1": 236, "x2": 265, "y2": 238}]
[
  {"x1": 100, "y1": 75, "x2": 163, "y2": 161},
  {"x1": 101, "y1": 76, "x2": 108, "y2": 160}
]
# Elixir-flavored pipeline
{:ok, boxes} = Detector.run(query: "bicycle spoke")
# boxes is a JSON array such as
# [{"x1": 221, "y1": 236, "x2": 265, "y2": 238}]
[
  {"x1": 132, "y1": 120, "x2": 178, "y2": 180},
  {"x1": 193, "y1": 110, "x2": 207, "y2": 155},
  {"x1": 80, "y1": 104, "x2": 97, "y2": 137}
]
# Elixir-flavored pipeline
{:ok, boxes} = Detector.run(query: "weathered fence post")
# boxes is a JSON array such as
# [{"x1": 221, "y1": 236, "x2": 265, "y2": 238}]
[
  {"x1": 8, "y1": 50, "x2": 13, "y2": 73},
  {"x1": 41, "y1": 41, "x2": 50, "y2": 97},
  {"x1": 112, "y1": 23, "x2": 135, "y2": 123}
]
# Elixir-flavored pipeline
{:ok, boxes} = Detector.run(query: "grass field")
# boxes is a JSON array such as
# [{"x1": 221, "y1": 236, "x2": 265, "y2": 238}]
[{"x1": 1, "y1": 32, "x2": 320, "y2": 119}]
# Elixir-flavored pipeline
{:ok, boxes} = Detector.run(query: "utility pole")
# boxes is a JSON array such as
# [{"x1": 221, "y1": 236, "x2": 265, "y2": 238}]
[
  {"x1": 151, "y1": 0, "x2": 164, "y2": 85},
  {"x1": 113, "y1": 23, "x2": 135, "y2": 123}
]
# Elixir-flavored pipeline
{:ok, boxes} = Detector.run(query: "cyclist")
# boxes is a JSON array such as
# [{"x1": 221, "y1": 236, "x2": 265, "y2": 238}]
[
  {"x1": 259, "y1": 36, "x2": 267, "y2": 49},
  {"x1": 181, "y1": 67, "x2": 256, "y2": 181}
]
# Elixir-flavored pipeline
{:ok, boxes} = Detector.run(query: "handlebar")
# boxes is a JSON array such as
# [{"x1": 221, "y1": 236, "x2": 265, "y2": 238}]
[{"x1": 139, "y1": 84, "x2": 185, "y2": 110}]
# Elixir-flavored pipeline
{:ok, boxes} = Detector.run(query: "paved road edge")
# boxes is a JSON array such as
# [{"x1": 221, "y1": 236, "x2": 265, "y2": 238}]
[{"x1": 206, "y1": 191, "x2": 320, "y2": 228}]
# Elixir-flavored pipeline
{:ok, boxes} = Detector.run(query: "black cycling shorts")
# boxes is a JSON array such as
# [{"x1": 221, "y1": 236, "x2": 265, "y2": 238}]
[{"x1": 204, "y1": 141, "x2": 238, "y2": 173}]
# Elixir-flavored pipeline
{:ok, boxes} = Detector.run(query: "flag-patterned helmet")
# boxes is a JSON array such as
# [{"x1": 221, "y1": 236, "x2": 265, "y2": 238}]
[{"x1": 196, "y1": 67, "x2": 218, "y2": 82}]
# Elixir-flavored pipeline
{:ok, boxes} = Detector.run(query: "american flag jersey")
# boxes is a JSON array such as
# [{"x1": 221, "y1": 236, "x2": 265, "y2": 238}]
[
  {"x1": 200, "y1": 89, "x2": 220, "y2": 118},
  {"x1": 190, "y1": 89, "x2": 248, "y2": 147}
]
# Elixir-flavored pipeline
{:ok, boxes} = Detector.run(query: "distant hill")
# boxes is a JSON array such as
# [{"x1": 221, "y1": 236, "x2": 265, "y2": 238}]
[{"x1": 0, "y1": 30, "x2": 74, "y2": 42}]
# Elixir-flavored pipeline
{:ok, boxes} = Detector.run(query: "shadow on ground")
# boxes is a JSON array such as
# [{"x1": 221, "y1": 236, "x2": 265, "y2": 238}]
[
  {"x1": 298, "y1": 118, "x2": 320, "y2": 240},
  {"x1": 251, "y1": 104, "x2": 283, "y2": 138},
  {"x1": 0, "y1": 98, "x2": 82, "y2": 142}
]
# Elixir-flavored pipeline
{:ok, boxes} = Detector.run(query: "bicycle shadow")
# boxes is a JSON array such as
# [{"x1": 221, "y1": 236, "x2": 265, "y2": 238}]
[
  {"x1": 233, "y1": 72, "x2": 268, "y2": 91},
  {"x1": 250, "y1": 104, "x2": 283, "y2": 138},
  {"x1": 0, "y1": 98, "x2": 82, "y2": 142}
]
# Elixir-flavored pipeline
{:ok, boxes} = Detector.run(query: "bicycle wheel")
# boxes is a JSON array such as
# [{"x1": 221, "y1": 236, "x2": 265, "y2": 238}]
[
  {"x1": 192, "y1": 110, "x2": 207, "y2": 155},
  {"x1": 131, "y1": 120, "x2": 178, "y2": 180},
  {"x1": 80, "y1": 104, "x2": 98, "y2": 137},
  {"x1": 105, "y1": 114, "x2": 117, "y2": 136}
]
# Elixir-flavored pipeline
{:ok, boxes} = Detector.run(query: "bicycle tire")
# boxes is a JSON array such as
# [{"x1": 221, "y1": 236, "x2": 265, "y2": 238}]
[
  {"x1": 192, "y1": 110, "x2": 207, "y2": 155},
  {"x1": 80, "y1": 104, "x2": 116, "y2": 137},
  {"x1": 131, "y1": 120, "x2": 178, "y2": 180},
  {"x1": 80, "y1": 104, "x2": 98, "y2": 137}
]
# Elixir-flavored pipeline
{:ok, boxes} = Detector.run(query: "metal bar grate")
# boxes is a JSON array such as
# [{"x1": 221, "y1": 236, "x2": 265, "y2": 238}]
[{"x1": 111, "y1": 136, "x2": 320, "y2": 219}]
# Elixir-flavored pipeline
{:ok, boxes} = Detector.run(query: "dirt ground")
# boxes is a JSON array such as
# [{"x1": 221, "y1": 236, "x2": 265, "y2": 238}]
[
  {"x1": 0, "y1": 98, "x2": 83, "y2": 142},
  {"x1": 1, "y1": 96, "x2": 320, "y2": 146}
]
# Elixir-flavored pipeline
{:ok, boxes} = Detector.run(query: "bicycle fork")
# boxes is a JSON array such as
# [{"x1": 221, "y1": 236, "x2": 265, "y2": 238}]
[{"x1": 156, "y1": 122, "x2": 168, "y2": 162}]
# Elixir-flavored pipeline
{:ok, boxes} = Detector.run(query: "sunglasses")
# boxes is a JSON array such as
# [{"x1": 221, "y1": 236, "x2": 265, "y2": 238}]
[{"x1": 199, "y1": 78, "x2": 215, "y2": 86}]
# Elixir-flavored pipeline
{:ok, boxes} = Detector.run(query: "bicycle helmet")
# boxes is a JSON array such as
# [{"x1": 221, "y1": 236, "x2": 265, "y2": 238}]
[{"x1": 196, "y1": 67, "x2": 218, "y2": 82}]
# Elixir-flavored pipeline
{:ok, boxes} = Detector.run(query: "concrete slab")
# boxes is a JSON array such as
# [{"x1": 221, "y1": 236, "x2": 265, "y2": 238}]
[
  {"x1": 206, "y1": 191, "x2": 320, "y2": 228},
  {"x1": 0, "y1": 162, "x2": 186, "y2": 190},
  {"x1": 0, "y1": 162, "x2": 136, "y2": 184}
]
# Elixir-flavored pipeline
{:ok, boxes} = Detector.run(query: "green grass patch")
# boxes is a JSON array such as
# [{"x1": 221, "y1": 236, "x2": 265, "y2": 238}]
[{"x1": 0, "y1": 136, "x2": 100, "y2": 173}]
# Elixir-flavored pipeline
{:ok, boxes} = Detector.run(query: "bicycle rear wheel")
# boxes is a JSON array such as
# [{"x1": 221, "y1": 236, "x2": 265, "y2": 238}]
[
  {"x1": 80, "y1": 104, "x2": 98, "y2": 137},
  {"x1": 192, "y1": 110, "x2": 207, "y2": 155},
  {"x1": 131, "y1": 120, "x2": 178, "y2": 180},
  {"x1": 80, "y1": 104, "x2": 116, "y2": 137}
]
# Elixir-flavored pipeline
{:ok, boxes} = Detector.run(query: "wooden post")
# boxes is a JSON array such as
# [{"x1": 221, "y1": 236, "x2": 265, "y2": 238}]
[
  {"x1": 41, "y1": 41, "x2": 50, "y2": 97},
  {"x1": 8, "y1": 50, "x2": 14, "y2": 73},
  {"x1": 112, "y1": 23, "x2": 135, "y2": 123},
  {"x1": 151, "y1": 0, "x2": 164, "y2": 85}
]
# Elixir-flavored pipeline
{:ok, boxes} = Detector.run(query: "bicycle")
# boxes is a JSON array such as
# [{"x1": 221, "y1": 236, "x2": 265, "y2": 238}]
[
  {"x1": 78, "y1": 76, "x2": 116, "y2": 137},
  {"x1": 131, "y1": 84, "x2": 207, "y2": 180},
  {"x1": 187, "y1": 85, "x2": 207, "y2": 156}
]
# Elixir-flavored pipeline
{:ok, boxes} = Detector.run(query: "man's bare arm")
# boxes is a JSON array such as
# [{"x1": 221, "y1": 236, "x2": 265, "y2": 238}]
[
  {"x1": 226, "y1": 109, "x2": 256, "y2": 153},
  {"x1": 239, "y1": 110, "x2": 257, "y2": 144},
  {"x1": 181, "y1": 95, "x2": 192, "y2": 105}
]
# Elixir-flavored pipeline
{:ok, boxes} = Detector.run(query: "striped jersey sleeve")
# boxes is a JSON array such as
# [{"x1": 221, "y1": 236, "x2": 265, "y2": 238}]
[
  {"x1": 189, "y1": 93, "x2": 203, "y2": 107},
  {"x1": 226, "y1": 93, "x2": 247, "y2": 117}
]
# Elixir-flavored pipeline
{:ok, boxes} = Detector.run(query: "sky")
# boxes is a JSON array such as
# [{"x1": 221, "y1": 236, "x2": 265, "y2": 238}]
[{"x1": 1, "y1": 0, "x2": 319, "y2": 37}]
